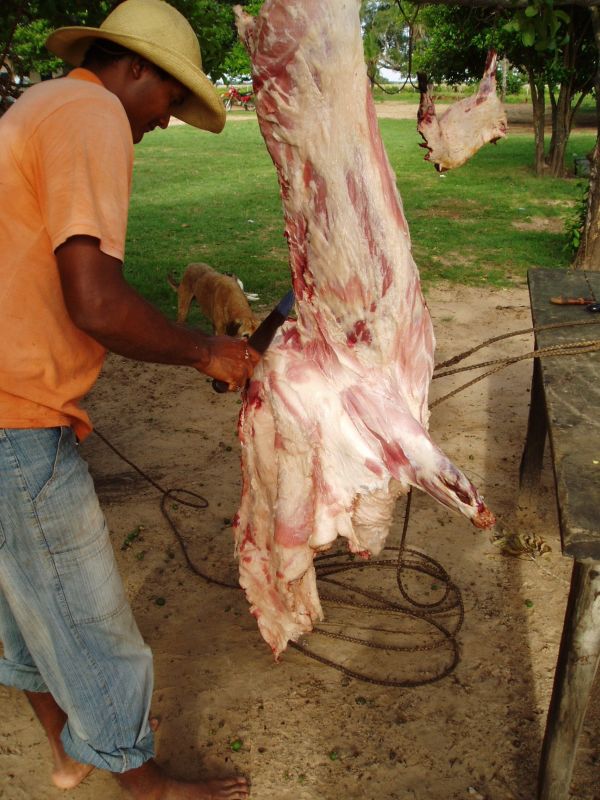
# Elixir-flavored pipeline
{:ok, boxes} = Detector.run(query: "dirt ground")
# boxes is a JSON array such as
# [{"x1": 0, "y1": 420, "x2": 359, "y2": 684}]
[{"x1": 2, "y1": 107, "x2": 599, "y2": 800}]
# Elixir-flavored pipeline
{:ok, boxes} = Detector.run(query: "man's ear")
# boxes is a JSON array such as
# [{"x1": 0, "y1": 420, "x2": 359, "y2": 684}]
[{"x1": 129, "y1": 56, "x2": 149, "y2": 80}]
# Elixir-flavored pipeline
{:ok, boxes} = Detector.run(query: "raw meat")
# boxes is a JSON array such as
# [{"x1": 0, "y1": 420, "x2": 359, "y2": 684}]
[
  {"x1": 233, "y1": 0, "x2": 495, "y2": 658},
  {"x1": 417, "y1": 51, "x2": 508, "y2": 172}
]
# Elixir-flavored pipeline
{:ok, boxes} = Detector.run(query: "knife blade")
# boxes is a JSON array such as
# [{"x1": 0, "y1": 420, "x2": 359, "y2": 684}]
[{"x1": 212, "y1": 289, "x2": 295, "y2": 393}]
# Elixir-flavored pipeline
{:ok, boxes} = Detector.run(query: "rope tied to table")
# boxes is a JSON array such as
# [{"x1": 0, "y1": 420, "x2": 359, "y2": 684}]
[
  {"x1": 432, "y1": 318, "x2": 600, "y2": 408},
  {"x1": 94, "y1": 316, "x2": 600, "y2": 688}
]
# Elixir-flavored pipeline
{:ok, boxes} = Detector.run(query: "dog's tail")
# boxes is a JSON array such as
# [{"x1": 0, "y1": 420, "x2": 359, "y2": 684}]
[{"x1": 167, "y1": 272, "x2": 179, "y2": 291}]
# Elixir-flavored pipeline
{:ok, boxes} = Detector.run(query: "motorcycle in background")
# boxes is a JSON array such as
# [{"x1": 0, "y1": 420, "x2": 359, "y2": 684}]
[{"x1": 223, "y1": 85, "x2": 255, "y2": 112}]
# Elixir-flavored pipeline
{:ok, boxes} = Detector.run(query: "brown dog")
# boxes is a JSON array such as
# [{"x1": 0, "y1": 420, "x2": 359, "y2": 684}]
[{"x1": 167, "y1": 263, "x2": 260, "y2": 338}]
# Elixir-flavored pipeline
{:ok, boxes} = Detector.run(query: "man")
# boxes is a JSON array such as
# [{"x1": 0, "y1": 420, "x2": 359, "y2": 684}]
[{"x1": 0, "y1": 0, "x2": 256, "y2": 797}]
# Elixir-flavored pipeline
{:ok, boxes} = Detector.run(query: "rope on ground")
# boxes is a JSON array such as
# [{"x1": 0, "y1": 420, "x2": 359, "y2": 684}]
[
  {"x1": 93, "y1": 316, "x2": 600, "y2": 688},
  {"x1": 94, "y1": 429, "x2": 234, "y2": 591},
  {"x1": 95, "y1": 443, "x2": 463, "y2": 686},
  {"x1": 94, "y1": 427, "x2": 463, "y2": 687},
  {"x1": 289, "y1": 487, "x2": 465, "y2": 687}
]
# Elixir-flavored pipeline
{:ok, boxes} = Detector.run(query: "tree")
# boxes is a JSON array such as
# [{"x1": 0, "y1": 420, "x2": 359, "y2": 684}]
[
  {"x1": 172, "y1": 0, "x2": 250, "y2": 80},
  {"x1": 387, "y1": 0, "x2": 598, "y2": 267},
  {"x1": 503, "y1": 2, "x2": 595, "y2": 176},
  {"x1": 414, "y1": 3, "x2": 548, "y2": 172},
  {"x1": 219, "y1": 0, "x2": 263, "y2": 81},
  {"x1": 413, "y1": 2, "x2": 595, "y2": 177},
  {"x1": 360, "y1": 1, "x2": 424, "y2": 89},
  {"x1": 574, "y1": 5, "x2": 600, "y2": 269},
  {"x1": 1, "y1": 1, "x2": 102, "y2": 108},
  {"x1": 11, "y1": 18, "x2": 63, "y2": 78},
  {"x1": 0, "y1": 0, "x2": 255, "y2": 98},
  {"x1": 545, "y1": 7, "x2": 595, "y2": 175}
]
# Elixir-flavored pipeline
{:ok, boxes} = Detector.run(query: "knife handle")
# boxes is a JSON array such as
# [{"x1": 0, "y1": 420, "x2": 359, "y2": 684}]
[{"x1": 210, "y1": 290, "x2": 294, "y2": 395}]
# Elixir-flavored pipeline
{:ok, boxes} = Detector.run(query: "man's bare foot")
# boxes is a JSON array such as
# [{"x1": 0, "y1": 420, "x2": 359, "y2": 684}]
[
  {"x1": 51, "y1": 714, "x2": 161, "y2": 789},
  {"x1": 52, "y1": 714, "x2": 160, "y2": 789},
  {"x1": 51, "y1": 756, "x2": 94, "y2": 790},
  {"x1": 117, "y1": 759, "x2": 249, "y2": 799},
  {"x1": 24, "y1": 691, "x2": 93, "y2": 790}
]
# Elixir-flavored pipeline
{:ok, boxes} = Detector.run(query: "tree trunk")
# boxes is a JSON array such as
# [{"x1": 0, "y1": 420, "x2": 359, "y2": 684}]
[
  {"x1": 547, "y1": 84, "x2": 575, "y2": 177},
  {"x1": 501, "y1": 55, "x2": 508, "y2": 102},
  {"x1": 528, "y1": 69, "x2": 546, "y2": 176},
  {"x1": 573, "y1": 6, "x2": 600, "y2": 271},
  {"x1": 547, "y1": 7, "x2": 593, "y2": 177}
]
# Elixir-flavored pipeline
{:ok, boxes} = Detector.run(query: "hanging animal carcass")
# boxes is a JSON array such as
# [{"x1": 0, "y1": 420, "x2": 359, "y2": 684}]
[
  {"x1": 233, "y1": 0, "x2": 495, "y2": 658},
  {"x1": 417, "y1": 51, "x2": 508, "y2": 172}
]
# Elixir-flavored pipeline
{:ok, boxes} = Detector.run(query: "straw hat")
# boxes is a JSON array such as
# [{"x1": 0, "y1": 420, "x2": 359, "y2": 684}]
[{"x1": 46, "y1": 0, "x2": 225, "y2": 133}]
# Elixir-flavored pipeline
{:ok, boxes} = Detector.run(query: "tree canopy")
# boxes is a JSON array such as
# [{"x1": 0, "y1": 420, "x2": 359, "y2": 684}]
[
  {"x1": 0, "y1": 0, "x2": 259, "y2": 83},
  {"x1": 361, "y1": 0, "x2": 419, "y2": 85}
]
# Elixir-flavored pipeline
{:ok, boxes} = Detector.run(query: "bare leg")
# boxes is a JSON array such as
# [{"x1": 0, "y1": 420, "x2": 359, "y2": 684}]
[
  {"x1": 117, "y1": 760, "x2": 250, "y2": 800},
  {"x1": 25, "y1": 690, "x2": 94, "y2": 790},
  {"x1": 25, "y1": 691, "x2": 246, "y2": 798}
]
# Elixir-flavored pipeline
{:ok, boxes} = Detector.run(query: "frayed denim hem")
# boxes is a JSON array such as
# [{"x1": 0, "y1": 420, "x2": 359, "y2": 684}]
[
  {"x1": 60, "y1": 724, "x2": 155, "y2": 773},
  {"x1": 0, "y1": 659, "x2": 49, "y2": 693}
]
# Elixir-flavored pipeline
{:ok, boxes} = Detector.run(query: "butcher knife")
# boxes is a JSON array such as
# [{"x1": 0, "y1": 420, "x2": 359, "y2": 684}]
[{"x1": 212, "y1": 289, "x2": 295, "y2": 393}]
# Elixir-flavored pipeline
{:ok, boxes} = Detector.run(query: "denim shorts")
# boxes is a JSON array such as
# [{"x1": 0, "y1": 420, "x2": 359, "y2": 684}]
[{"x1": 0, "y1": 427, "x2": 155, "y2": 772}]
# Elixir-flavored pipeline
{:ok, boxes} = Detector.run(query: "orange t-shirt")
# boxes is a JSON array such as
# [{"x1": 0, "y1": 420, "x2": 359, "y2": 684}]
[{"x1": 0, "y1": 69, "x2": 133, "y2": 440}]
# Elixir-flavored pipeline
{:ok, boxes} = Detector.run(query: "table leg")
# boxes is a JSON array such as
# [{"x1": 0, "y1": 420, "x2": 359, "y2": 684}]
[
  {"x1": 537, "y1": 560, "x2": 600, "y2": 800},
  {"x1": 519, "y1": 357, "x2": 547, "y2": 505}
]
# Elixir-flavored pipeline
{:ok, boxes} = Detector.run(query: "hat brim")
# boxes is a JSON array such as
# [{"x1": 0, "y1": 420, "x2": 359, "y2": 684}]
[{"x1": 46, "y1": 27, "x2": 226, "y2": 133}]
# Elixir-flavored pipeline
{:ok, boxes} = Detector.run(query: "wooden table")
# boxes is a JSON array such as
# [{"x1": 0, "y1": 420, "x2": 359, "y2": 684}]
[{"x1": 519, "y1": 268, "x2": 600, "y2": 800}]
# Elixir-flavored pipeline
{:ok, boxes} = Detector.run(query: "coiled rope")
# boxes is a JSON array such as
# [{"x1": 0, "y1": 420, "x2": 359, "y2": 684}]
[{"x1": 94, "y1": 316, "x2": 600, "y2": 688}]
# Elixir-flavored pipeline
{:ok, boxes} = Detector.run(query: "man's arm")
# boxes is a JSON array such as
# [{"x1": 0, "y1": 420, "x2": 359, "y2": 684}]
[{"x1": 56, "y1": 235, "x2": 259, "y2": 388}]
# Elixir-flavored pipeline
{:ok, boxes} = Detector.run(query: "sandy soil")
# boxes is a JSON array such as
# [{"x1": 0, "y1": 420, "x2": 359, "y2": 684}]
[
  {"x1": 3, "y1": 285, "x2": 600, "y2": 800},
  {"x1": 2, "y1": 109, "x2": 599, "y2": 800}
]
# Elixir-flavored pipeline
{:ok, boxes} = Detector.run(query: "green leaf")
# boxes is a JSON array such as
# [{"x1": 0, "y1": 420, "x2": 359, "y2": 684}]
[
  {"x1": 503, "y1": 20, "x2": 519, "y2": 32},
  {"x1": 524, "y1": 5, "x2": 539, "y2": 17},
  {"x1": 121, "y1": 525, "x2": 144, "y2": 550},
  {"x1": 522, "y1": 29, "x2": 536, "y2": 46}
]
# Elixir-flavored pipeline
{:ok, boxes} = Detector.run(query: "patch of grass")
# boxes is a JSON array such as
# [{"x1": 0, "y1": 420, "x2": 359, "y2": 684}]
[
  {"x1": 371, "y1": 85, "x2": 531, "y2": 104},
  {"x1": 126, "y1": 118, "x2": 594, "y2": 316},
  {"x1": 127, "y1": 121, "x2": 288, "y2": 320},
  {"x1": 380, "y1": 118, "x2": 593, "y2": 287}
]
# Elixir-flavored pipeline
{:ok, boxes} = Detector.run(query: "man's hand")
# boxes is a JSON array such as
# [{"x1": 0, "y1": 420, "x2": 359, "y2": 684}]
[
  {"x1": 55, "y1": 235, "x2": 258, "y2": 387},
  {"x1": 198, "y1": 336, "x2": 260, "y2": 391}
]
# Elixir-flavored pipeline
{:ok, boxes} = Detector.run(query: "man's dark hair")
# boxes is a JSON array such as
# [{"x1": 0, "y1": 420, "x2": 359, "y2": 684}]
[
  {"x1": 81, "y1": 39, "x2": 133, "y2": 68},
  {"x1": 81, "y1": 38, "x2": 171, "y2": 81}
]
